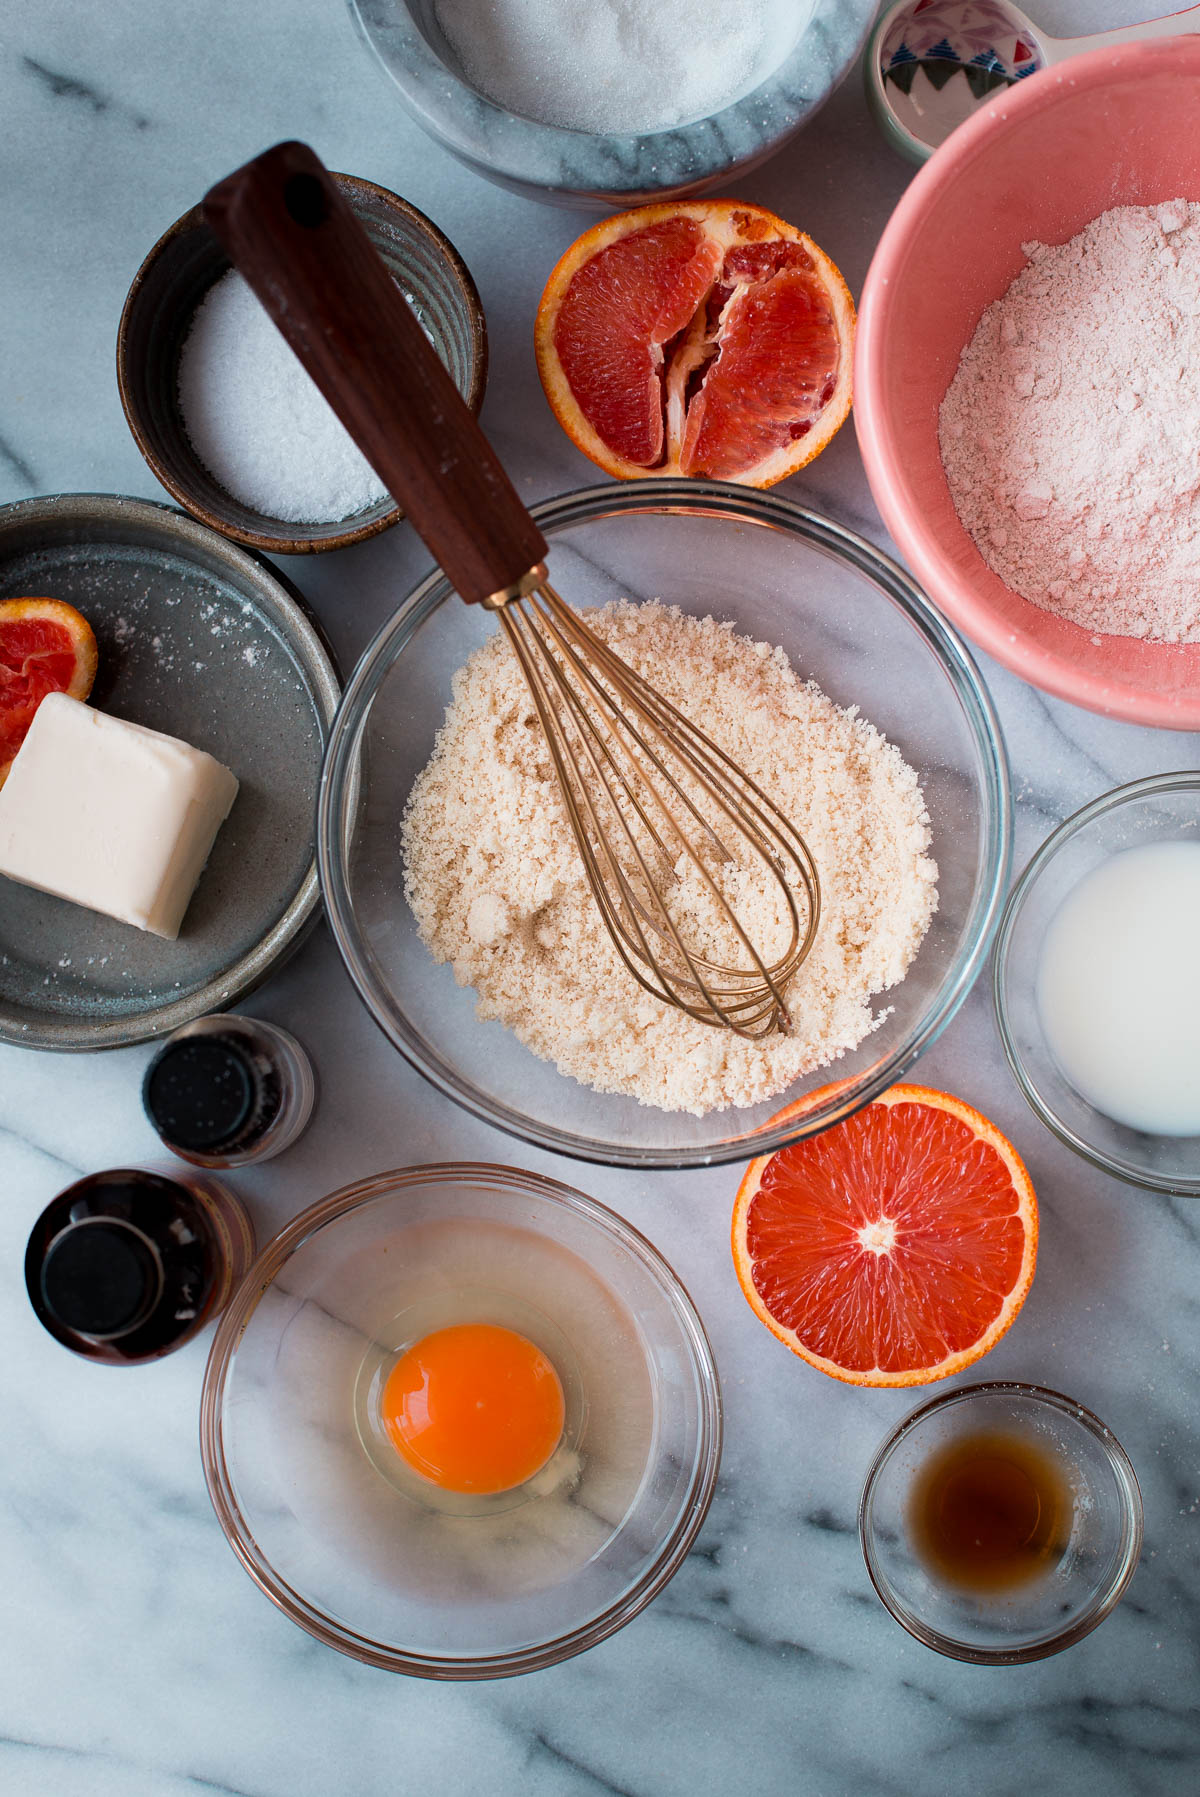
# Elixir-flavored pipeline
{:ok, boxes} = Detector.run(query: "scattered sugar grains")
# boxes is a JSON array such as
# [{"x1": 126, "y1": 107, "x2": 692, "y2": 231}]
[
  {"x1": 401, "y1": 602, "x2": 938, "y2": 1115},
  {"x1": 178, "y1": 270, "x2": 388, "y2": 524},
  {"x1": 434, "y1": 0, "x2": 802, "y2": 134},
  {"x1": 939, "y1": 201, "x2": 1200, "y2": 644}
]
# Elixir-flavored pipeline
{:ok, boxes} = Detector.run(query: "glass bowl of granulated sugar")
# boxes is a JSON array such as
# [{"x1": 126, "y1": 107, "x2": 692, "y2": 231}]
[
  {"x1": 857, "y1": 35, "x2": 1200, "y2": 731},
  {"x1": 318, "y1": 482, "x2": 1010, "y2": 1171},
  {"x1": 347, "y1": 0, "x2": 877, "y2": 205}
]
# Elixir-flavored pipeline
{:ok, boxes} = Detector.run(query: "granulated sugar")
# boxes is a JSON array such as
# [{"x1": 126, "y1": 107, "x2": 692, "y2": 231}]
[
  {"x1": 178, "y1": 270, "x2": 388, "y2": 524},
  {"x1": 401, "y1": 601, "x2": 937, "y2": 1115},
  {"x1": 940, "y1": 201, "x2": 1200, "y2": 644},
  {"x1": 434, "y1": 0, "x2": 802, "y2": 135}
]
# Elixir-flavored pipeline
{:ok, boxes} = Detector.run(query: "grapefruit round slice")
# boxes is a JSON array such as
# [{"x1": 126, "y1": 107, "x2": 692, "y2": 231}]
[
  {"x1": 731, "y1": 1085, "x2": 1038, "y2": 1387},
  {"x1": 0, "y1": 598, "x2": 99, "y2": 787},
  {"x1": 535, "y1": 200, "x2": 855, "y2": 487}
]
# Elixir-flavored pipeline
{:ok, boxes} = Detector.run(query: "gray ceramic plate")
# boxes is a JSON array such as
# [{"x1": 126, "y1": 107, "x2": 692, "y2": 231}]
[{"x1": 0, "y1": 494, "x2": 340, "y2": 1049}]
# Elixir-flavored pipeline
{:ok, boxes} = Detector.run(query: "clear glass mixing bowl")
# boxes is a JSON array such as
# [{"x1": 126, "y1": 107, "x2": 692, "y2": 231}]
[
  {"x1": 859, "y1": 1382, "x2": 1143, "y2": 1665},
  {"x1": 995, "y1": 772, "x2": 1200, "y2": 1195},
  {"x1": 200, "y1": 1163, "x2": 721, "y2": 1678},
  {"x1": 318, "y1": 481, "x2": 1011, "y2": 1168}
]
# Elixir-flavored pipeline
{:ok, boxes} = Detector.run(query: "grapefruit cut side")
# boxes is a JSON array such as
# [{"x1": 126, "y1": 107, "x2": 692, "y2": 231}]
[
  {"x1": 536, "y1": 201, "x2": 855, "y2": 488},
  {"x1": 0, "y1": 598, "x2": 99, "y2": 787},
  {"x1": 731, "y1": 1085, "x2": 1038, "y2": 1387}
]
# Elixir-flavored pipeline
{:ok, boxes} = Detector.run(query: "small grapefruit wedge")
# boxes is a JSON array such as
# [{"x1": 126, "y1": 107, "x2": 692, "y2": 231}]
[
  {"x1": 731, "y1": 1085, "x2": 1037, "y2": 1387},
  {"x1": 535, "y1": 200, "x2": 855, "y2": 487},
  {"x1": 0, "y1": 598, "x2": 98, "y2": 787}
]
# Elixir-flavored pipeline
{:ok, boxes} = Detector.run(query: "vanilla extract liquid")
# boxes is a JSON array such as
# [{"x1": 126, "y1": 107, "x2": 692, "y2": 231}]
[
  {"x1": 908, "y1": 1430, "x2": 1071, "y2": 1594},
  {"x1": 26, "y1": 1168, "x2": 255, "y2": 1364}
]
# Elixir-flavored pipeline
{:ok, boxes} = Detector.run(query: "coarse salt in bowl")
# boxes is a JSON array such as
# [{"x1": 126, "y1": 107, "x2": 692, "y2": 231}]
[
  {"x1": 856, "y1": 36, "x2": 1200, "y2": 730},
  {"x1": 318, "y1": 482, "x2": 1010, "y2": 1170}
]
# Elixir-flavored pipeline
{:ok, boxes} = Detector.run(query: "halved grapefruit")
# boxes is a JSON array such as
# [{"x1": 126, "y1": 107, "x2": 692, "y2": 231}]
[
  {"x1": 535, "y1": 200, "x2": 855, "y2": 487},
  {"x1": 731, "y1": 1084, "x2": 1038, "y2": 1387},
  {"x1": 0, "y1": 598, "x2": 98, "y2": 787}
]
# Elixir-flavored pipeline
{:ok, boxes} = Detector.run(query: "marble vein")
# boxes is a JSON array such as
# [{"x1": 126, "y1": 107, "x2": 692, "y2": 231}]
[
  {"x1": 653, "y1": 1582, "x2": 858, "y2": 1674},
  {"x1": 0, "y1": 1735, "x2": 102, "y2": 1763},
  {"x1": 182, "y1": 1775, "x2": 258, "y2": 1797},
  {"x1": 0, "y1": 435, "x2": 36, "y2": 490},
  {"x1": 20, "y1": 53, "x2": 150, "y2": 128},
  {"x1": 804, "y1": 1505, "x2": 856, "y2": 1535},
  {"x1": 528, "y1": 1733, "x2": 642, "y2": 1797},
  {"x1": 0, "y1": 1119, "x2": 84, "y2": 1177}
]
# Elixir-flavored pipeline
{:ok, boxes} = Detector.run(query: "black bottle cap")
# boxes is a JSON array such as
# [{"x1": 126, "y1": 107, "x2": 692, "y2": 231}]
[
  {"x1": 143, "y1": 1036, "x2": 256, "y2": 1153},
  {"x1": 40, "y1": 1219, "x2": 163, "y2": 1340}
]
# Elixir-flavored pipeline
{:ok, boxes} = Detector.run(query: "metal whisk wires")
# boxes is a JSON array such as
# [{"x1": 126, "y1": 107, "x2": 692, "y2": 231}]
[
  {"x1": 199, "y1": 146, "x2": 819, "y2": 1040},
  {"x1": 488, "y1": 578, "x2": 821, "y2": 1039}
]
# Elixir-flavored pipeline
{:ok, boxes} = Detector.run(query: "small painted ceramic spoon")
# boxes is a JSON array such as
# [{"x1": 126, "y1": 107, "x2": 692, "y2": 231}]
[{"x1": 866, "y1": 0, "x2": 1200, "y2": 161}]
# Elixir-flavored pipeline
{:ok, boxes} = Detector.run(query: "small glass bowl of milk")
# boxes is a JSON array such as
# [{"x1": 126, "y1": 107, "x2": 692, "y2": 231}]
[{"x1": 995, "y1": 773, "x2": 1200, "y2": 1196}]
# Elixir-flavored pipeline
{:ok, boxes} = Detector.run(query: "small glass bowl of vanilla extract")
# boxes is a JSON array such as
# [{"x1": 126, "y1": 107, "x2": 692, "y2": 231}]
[{"x1": 859, "y1": 1382, "x2": 1143, "y2": 1664}]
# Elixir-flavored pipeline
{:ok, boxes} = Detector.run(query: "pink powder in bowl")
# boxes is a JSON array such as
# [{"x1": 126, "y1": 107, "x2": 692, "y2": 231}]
[{"x1": 939, "y1": 200, "x2": 1200, "y2": 646}]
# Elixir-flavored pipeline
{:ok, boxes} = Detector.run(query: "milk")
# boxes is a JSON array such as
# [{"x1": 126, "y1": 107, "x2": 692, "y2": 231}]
[{"x1": 1036, "y1": 839, "x2": 1200, "y2": 1137}]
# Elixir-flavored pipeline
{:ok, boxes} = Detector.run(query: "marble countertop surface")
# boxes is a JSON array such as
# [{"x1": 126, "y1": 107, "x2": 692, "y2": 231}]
[{"x1": 3, "y1": 3, "x2": 1199, "y2": 1792}]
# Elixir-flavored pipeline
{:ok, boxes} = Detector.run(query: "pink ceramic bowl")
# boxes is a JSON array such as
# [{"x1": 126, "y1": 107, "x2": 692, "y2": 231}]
[{"x1": 856, "y1": 37, "x2": 1200, "y2": 731}]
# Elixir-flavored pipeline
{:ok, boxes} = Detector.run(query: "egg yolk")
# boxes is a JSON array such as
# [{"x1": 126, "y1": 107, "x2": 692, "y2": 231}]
[{"x1": 380, "y1": 1323, "x2": 565, "y2": 1495}]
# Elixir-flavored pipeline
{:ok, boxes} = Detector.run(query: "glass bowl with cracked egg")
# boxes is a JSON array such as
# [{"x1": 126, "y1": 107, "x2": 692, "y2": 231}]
[
  {"x1": 200, "y1": 1163, "x2": 721, "y2": 1677},
  {"x1": 319, "y1": 481, "x2": 1011, "y2": 1169}
]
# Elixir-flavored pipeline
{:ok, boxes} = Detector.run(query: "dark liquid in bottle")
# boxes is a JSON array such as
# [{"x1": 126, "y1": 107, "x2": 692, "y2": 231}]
[
  {"x1": 909, "y1": 1430, "x2": 1071, "y2": 1593},
  {"x1": 26, "y1": 1169, "x2": 255, "y2": 1364}
]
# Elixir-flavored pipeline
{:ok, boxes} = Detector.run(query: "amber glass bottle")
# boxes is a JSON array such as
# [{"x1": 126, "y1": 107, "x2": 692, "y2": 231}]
[{"x1": 26, "y1": 1167, "x2": 255, "y2": 1364}]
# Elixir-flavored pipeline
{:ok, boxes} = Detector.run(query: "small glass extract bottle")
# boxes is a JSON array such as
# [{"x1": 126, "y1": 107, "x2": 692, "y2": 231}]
[
  {"x1": 25, "y1": 1167, "x2": 256, "y2": 1364},
  {"x1": 141, "y1": 1014, "x2": 316, "y2": 1168}
]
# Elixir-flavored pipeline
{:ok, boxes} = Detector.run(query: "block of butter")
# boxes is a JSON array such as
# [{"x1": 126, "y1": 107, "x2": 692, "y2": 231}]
[{"x1": 0, "y1": 694, "x2": 239, "y2": 939}]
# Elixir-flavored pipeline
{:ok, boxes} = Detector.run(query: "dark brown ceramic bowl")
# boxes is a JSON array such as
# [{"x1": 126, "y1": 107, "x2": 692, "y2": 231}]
[{"x1": 117, "y1": 173, "x2": 487, "y2": 555}]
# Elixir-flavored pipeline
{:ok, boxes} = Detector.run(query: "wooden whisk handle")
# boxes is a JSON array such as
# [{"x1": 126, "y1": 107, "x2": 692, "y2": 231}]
[{"x1": 203, "y1": 141, "x2": 548, "y2": 605}]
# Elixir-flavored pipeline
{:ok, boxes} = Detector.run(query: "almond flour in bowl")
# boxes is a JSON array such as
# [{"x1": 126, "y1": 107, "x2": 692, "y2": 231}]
[{"x1": 401, "y1": 600, "x2": 938, "y2": 1116}]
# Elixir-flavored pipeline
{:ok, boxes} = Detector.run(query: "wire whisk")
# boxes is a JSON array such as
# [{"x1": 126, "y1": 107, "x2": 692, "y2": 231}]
[
  {"x1": 205, "y1": 143, "x2": 822, "y2": 1038},
  {"x1": 490, "y1": 576, "x2": 819, "y2": 1037}
]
